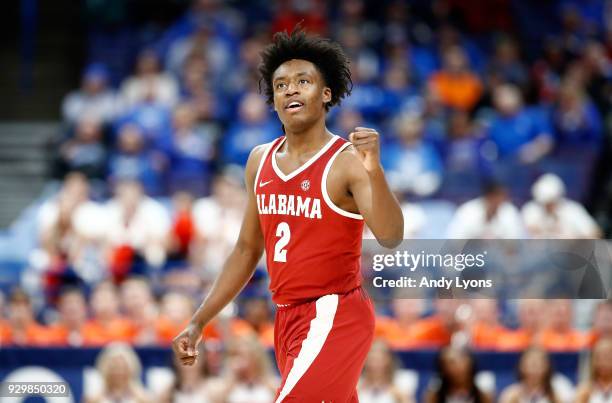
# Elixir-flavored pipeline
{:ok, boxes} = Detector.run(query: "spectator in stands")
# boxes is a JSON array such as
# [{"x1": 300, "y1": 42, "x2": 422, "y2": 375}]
[
  {"x1": 400, "y1": 200, "x2": 426, "y2": 238},
  {"x1": 166, "y1": 19, "x2": 233, "y2": 81},
  {"x1": 86, "y1": 342, "x2": 151, "y2": 403},
  {"x1": 425, "y1": 346, "x2": 493, "y2": 403},
  {"x1": 164, "y1": 103, "x2": 215, "y2": 196},
  {"x1": 428, "y1": 45, "x2": 483, "y2": 112},
  {"x1": 36, "y1": 172, "x2": 107, "y2": 295},
  {"x1": 536, "y1": 299, "x2": 590, "y2": 351},
  {"x1": 0, "y1": 290, "x2": 6, "y2": 345},
  {"x1": 381, "y1": 62, "x2": 418, "y2": 117},
  {"x1": 446, "y1": 182, "x2": 524, "y2": 238},
  {"x1": 358, "y1": 340, "x2": 414, "y2": 403},
  {"x1": 469, "y1": 299, "x2": 509, "y2": 350},
  {"x1": 120, "y1": 49, "x2": 178, "y2": 109},
  {"x1": 234, "y1": 292, "x2": 274, "y2": 347},
  {"x1": 419, "y1": 86, "x2": 449, "y2": 146},
  {"x1": 83, "y1": 281, "x2": 133, "y2": 345},
  {"x1": 382, "y1": 113, "x2": 443, "y2": 197},
  {"x1": 441, "y1": 111, "x2": 488, "y2": 200},
  {"x1": 487, "y1": 84, "x2": 553, "y2": 163},
  {"x1": 104, "y1": 180, "x2": 171, "y2": 277},
  {"x1": 179, "y1": 52, "x2": 228, "y2": 128},
  {"x1": 271, "y1": 0, "x2": 328, "y2": 36},
  {"x1": 179, "y1": 52, "x2": 211, "y2": 98},
  {"x1": 552, "y1": 80, "x2": 603, "y2": 147},
  {"x1": 119, "y1": 101, "x2": 172, "y2": 148},
  {"x1": 531, "y1": 38, "x2": 566, "y2": 104},
  {"x1": 62, "y1": 63, "x2": 117, "y2": 124},
  {"x1": 590, "y1": 300, "x2": 612, "y2": 345},
  {"x1": 156, "y1": 292, "x2": 193, "y2": 345},
  {"x1": 486, "y1": 37, "x2": 529, "y2": 91},
  {"x1": 58, "y1": 114, "x2": 107, "y2": 179},
  {"x1": 338, "y1": 26, "x2": 385, "y2": 119},
  {"x1": 225, "y1": 34, "x2": 267, "y2": 96},
  {"x1": 337, "y1": 25, "x2": 381, "y2": 83},
  {"x1": 108, "y1": 123, "x2": 165, "y2": 196},
  {"x1": 376, "y1": 298, "x2": 449, "y2": 349},
  {"x1": 221, "y1": 92, "x2": 277, "y2": 166},
  {"x1": 119, "y1": 277, "x2": 159, "y2": 346},
  {"x1": 161, "y1": 349, "x2": 215, "y2": 403},
  {"x1": 46, "y1": 287, "x2": 88, "y2": 346},
  {"x1": 329, "y1": 106, "x2": 368, "y2": 139},
  {"x1": 575, "y1": 337, "x2": 612, "y2": 403},
  {"x1": 579, "y1": 41, "x2": 612, "y2": 116},
  {"x1": 192, "y1": 168, "x2": 246, "y2": 278},
  {"x1": 166, "y1": 191, "x2": 196, "y2": 263},
  {"x1": 207, "y1": 335, "x2": 278, "y2": 402},
  {"x1": 378, "y1": 299, "x2": 466, "y2": 349},
  {"x1": 499, "y1": 347, "x2": 564, "y2": 403},
  {"x1": 522, "y1": 173, "x2": 602, "y2": 238},
  {"x1": 487, "y1": 299, "x2": 545, "y2": 351},
  {"x1": 0, "y1": 288, "x2": 50, "y2": 346}
]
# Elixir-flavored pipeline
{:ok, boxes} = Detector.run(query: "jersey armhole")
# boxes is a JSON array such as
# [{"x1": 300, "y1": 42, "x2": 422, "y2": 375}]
[
  {"x1": 321, "y1": 142, "x2": 364, "y2": 220},
  {"x1": 253, "y1": 141, "x2": 276, "y2": 194}
]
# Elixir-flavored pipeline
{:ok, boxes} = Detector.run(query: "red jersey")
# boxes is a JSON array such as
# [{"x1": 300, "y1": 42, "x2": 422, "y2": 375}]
[{"x1": 255, "y1": 135, "x2": 364, "y2": 305}]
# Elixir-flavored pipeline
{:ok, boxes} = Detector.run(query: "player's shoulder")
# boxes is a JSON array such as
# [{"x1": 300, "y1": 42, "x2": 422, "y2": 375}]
[
  {"x1": 245, "y1": 139, "x2": 279, "y2": 182},
  {"x1": 330, "y1": 141, "x2": 365, "y2": 179},
  {"x1": 333, "y1": 141, "x2": 361, "y2": 166},
  {"x1": 246, "y1": 140, "x2": 276, "y2": 169}
]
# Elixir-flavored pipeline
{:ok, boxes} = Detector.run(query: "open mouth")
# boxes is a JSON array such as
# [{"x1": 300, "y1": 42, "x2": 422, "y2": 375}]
[{"x1": 285, "y1": 101, "x2": 304, "y2": 111}]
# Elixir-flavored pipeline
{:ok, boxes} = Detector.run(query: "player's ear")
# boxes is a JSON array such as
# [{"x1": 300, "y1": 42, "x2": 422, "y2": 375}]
[{"x1": 322, "y1": 87, "x2": 332, "y2": 104}]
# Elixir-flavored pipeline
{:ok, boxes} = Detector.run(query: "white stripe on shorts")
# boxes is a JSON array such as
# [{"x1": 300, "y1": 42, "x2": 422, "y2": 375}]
[{"x1": 274, "y1": 294, "x2": 339, "y2": 403}]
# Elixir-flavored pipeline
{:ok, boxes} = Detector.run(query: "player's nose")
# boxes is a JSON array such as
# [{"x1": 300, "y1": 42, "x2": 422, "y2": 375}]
[{"x1": 285, "y1": 81, "x2": 299, "y2": 95}]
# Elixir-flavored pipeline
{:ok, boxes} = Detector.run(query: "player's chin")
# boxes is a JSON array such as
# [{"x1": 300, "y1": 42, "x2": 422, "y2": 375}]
[{"x1": 281, "y1": 115, "x2": 311, "y2": 131}]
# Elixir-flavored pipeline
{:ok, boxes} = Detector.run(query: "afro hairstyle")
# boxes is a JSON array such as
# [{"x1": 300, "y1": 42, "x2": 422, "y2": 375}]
[{"x1": 258, "y1": 29, "x2": 352, "y2": 111}]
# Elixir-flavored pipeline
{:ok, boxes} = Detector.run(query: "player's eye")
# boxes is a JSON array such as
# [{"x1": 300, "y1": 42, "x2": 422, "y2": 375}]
[
  {"x1": 276, "y1": 83, "x2": 287, "y2": 90},
  {"x1": 299, "y1": 79, "x2": 309, "y2": 84}
]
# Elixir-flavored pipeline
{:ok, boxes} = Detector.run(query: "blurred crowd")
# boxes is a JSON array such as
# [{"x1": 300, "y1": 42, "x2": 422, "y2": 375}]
[
  {"x1": 2, "y1": 281, "x2": 612, "y2": 401},
  {"x1": 4, "y1": 0, "x2": 612, "y2": 401},
  {"x1": 77, "y1": 337, "x2": 612, "y2": 403}
]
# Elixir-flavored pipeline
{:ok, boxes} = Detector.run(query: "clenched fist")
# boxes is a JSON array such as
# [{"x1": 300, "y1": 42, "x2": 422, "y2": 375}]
[
  {"x1": 172, "y1": 322, "x2": 202, "y2": 366},
  {"x1": 348, "y1": 127, "x2": 382, "y2": 173}
]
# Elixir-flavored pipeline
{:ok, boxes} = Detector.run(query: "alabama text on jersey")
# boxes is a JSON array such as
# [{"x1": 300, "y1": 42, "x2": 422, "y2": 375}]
[{"x1": 254, "y1": 134, "x2": 364, "y2": 305}]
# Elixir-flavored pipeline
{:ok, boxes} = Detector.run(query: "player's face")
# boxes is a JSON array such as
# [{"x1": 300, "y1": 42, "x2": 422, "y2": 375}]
[{"x1": 271, "y1": 59, "x2": 332, "y2": 132}]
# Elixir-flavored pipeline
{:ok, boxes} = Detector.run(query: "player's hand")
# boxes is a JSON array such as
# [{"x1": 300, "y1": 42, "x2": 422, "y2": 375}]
[
  {"x1": 172, "y1": 322, "x2": 203, "y2": 366},
  {"x1": 349, "y1": 127, "x2": 382, "y2": 173}
]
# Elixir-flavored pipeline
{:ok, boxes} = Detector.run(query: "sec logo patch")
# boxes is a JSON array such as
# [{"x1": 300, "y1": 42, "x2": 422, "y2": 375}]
[{"x1": 301, "y1": 179, "x2": 310, "y2": 191}]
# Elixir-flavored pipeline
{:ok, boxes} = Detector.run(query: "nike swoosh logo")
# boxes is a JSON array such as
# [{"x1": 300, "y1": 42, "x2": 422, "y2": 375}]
[{"x1": 259, "y1": 179, "x2": 273, "y2": 187}]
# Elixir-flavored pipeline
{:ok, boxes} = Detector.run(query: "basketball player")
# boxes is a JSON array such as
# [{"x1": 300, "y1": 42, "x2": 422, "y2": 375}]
[{"x1": 173, "y1": 29, "x2": 404, "y2": 402}]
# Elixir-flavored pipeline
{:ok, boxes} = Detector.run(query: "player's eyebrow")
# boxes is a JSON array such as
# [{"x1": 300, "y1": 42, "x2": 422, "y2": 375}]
[{"x1": 273, "y1": 72, "x2": 312, "y2": 83}]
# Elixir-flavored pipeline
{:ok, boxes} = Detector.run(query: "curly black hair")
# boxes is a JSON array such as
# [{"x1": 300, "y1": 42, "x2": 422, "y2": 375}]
[{"x1": 258, "y1": 29, "x2": 352, "y2": 111}]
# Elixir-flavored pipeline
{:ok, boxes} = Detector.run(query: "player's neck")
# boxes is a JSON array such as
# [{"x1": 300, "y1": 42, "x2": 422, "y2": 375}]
[{"x1": 283, "y1": 120, "x2": 332, "y2": 156}]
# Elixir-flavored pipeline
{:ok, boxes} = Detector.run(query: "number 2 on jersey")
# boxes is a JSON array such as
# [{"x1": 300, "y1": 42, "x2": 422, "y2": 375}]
[{"x1": 273, "y1": 222, "x2": 290, "y2": 262}]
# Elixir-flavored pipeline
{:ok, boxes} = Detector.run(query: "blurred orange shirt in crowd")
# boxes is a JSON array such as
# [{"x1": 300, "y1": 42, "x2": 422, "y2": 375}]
[
  {"x1": 535, "y1": 328, "x2": 591, "y2": 351},
  {"x1": 81, "y1": 317, "x2": 135, "y2": 345},
  {"x1": 471, "y1": 322, "x2": 532, "y2": 351},
  {"x1": 375, "y1": 315, "x2": 451, "y2": 349},
  {"x1": 43, "y1": 324, "x2": 77, "y2": 346},
  {"x1": 1, "y1": 322, "x2": 64, "y2": 346},
  {"x1": 429, "y1": 72, "x2": 483, "y2": 111},
  {"x1": 200, "y1": 318, "x2": 274, "y2": 348},
  {"x1": 156, "y1": 317, "x2": 188, "y2": 345},
  {"x1": 0, "y1": 320, "x2": 9, "y2": 343}
]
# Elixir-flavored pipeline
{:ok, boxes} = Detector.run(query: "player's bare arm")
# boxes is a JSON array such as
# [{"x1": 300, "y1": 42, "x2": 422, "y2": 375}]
[
  {"x1": 171, "y1": 144, "x2": 267, "y2": 366},
  {"x1": 328, "y1": 127, "x2": 404, "y2": 248}
]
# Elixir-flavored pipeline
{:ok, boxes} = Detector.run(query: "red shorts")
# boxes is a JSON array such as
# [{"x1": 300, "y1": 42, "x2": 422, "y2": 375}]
[{"x1": 273, "y1": 286, "x2": 375, "y2": 402}]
